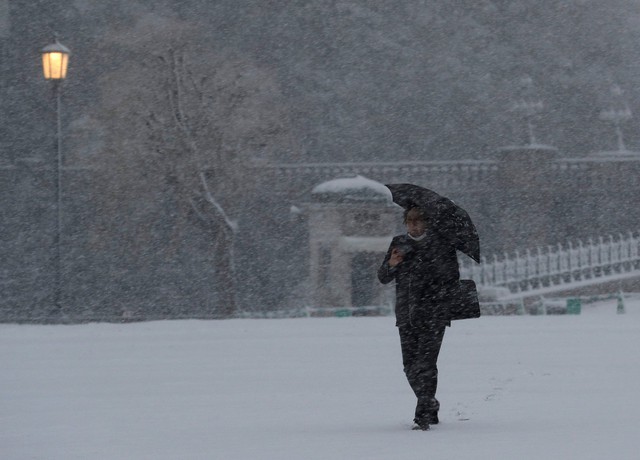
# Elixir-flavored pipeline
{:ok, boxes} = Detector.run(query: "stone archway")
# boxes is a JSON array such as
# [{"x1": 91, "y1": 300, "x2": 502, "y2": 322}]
[{"x1": 305, "y1": 176, "x2": 400, "y2": 308}]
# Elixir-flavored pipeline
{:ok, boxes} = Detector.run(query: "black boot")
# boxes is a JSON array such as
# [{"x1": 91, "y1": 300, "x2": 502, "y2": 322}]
[
  {"x1": 412, "y1": 419, "x2": 430, "y2": 431},
  {"x1": 415, "y1": 397, "x2": 439, "y2": 426}
]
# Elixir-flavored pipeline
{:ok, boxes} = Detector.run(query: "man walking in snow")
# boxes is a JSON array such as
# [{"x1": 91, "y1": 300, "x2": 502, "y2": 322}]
[{"x1": 378, "y1": 206, "x2": 460, "y2": 430}]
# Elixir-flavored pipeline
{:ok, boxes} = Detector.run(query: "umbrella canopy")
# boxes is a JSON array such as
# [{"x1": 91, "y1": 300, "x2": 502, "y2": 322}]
[{"x1": 385, "y1": 183, "x2": 480, "y2": 263}]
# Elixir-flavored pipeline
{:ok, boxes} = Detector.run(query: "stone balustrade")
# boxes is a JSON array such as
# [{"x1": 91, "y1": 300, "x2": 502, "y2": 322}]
[{"x1": 460, "y1": 232, "x2": 640, "y2": 294}]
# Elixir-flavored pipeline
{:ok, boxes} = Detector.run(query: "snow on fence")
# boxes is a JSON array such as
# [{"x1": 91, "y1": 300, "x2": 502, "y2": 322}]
[{"x1": 459, "y1": 232, "x2": 640, "y2": 294}]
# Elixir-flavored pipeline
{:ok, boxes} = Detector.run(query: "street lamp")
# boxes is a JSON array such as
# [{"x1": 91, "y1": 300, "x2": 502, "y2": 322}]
[
  {"x1": 41, "y1": 38, "x2": 70, "y2": 311},
  {"x1": 599, "y1": 84, "x2": 632, "y2": 152},
  {"x1": 511, "y1": 76, "x2": 544, "y2": 146},
  {"x1": 42, "y1": 40, "x2": 70, "y2": 80}
]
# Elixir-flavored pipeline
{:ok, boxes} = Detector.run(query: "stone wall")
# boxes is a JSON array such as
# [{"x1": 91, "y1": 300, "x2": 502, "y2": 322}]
[{"x1": 258, "y1": 149, "x2": 640, "y2": 257}]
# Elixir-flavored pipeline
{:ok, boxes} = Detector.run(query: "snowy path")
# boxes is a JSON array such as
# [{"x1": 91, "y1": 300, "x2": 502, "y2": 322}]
[{"x1": 1, "y1": 300, "x2": 639, "y2": 459}]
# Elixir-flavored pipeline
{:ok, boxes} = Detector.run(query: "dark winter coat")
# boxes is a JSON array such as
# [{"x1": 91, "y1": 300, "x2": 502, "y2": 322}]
[{"x1": 378, "y1": 232, "x2": 460, "y2": 327}]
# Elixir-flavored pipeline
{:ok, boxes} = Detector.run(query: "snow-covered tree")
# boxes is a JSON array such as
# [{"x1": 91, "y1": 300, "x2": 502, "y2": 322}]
[{"x1": 93, "y1": 12, "x2": 297, "y2": 317}]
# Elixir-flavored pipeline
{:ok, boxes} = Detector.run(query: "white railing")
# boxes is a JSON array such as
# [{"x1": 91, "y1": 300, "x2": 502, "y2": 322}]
[{"x1": 460, "y1": 232, "x2": 640, "y2": 293}]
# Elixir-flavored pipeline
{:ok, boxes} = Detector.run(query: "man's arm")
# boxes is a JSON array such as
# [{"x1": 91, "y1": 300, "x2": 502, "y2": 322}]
[{"x1": 377, "y1": 239, "x2": 402, "y2": 284}]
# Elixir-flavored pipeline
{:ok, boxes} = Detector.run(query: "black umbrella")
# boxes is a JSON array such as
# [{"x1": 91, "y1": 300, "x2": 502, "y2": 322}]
[{"x1": 385, "y1": 183, "x2": 480, "y2": 263}]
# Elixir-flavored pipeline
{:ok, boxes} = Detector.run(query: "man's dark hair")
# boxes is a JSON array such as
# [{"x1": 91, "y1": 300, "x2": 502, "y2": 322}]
[{"x1": 403, "y1": 207, "x2": 428, "y2": 224}]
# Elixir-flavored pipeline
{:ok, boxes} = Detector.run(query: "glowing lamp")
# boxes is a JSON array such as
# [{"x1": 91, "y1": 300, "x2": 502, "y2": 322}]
[{"x1": 41, "y1": 40, "x2": 70, "y2": 80}]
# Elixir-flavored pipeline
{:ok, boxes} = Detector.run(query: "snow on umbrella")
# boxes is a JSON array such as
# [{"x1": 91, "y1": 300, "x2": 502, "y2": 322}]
[{"x1": 385, "y1": 183, "x2": 480, "y2": 263}]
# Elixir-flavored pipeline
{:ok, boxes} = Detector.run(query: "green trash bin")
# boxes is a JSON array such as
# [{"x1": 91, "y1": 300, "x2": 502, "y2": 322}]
[{"x1": 566, "y1": 298, "x2": 581, "y2": 315}]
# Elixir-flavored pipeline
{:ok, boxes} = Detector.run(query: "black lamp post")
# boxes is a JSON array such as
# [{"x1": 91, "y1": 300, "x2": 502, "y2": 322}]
[
  {"x1": 512, "y1": 76, "x2": 544, "y2": 146},
  {"x1": 600, "y1": 84, "x2": 632, "y2": 152},
  {"x1": 41, "y1": 38, "x2": 70, "y2": 311}
]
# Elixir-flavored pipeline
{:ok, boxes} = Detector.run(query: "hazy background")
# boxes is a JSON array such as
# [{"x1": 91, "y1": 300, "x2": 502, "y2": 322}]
[{"x1": 2, "y1": 0, "x2": 640, "y2": 320}]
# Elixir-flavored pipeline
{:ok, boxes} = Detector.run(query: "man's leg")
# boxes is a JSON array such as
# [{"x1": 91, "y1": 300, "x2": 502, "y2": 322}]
[
  {"x1": 403, "y1": 324, "x2": 446, "y2": 425},
  {"x1": 399, "y1": 325, "x2": 422, "y2": 397}
]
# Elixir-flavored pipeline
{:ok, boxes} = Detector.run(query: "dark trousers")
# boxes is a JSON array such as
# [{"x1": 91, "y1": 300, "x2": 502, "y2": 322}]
[{"x1": 398, "y1": 323, "x2": 446, "y2": 422}]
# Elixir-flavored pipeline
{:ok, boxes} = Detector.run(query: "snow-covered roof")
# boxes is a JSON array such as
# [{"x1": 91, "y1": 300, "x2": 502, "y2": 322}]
[{"x1": 311, "y1": 175, "x2": 393, "y2": 203}]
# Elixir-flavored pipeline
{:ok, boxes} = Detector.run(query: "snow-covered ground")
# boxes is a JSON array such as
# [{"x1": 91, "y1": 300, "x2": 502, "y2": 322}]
[{"x1": 2, "y1": 298, "x2": 639, "y2": 460}]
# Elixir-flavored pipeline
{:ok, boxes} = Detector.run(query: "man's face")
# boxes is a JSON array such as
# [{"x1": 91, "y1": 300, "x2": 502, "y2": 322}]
[{"x1": 406, "y1": 209, "x2": 427, "y2": 237}]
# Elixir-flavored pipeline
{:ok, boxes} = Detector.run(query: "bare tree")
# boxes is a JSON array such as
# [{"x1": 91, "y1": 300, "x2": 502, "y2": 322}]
[{"x1": 95, "y1": 14, "x2": 297, "y2": 317}]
